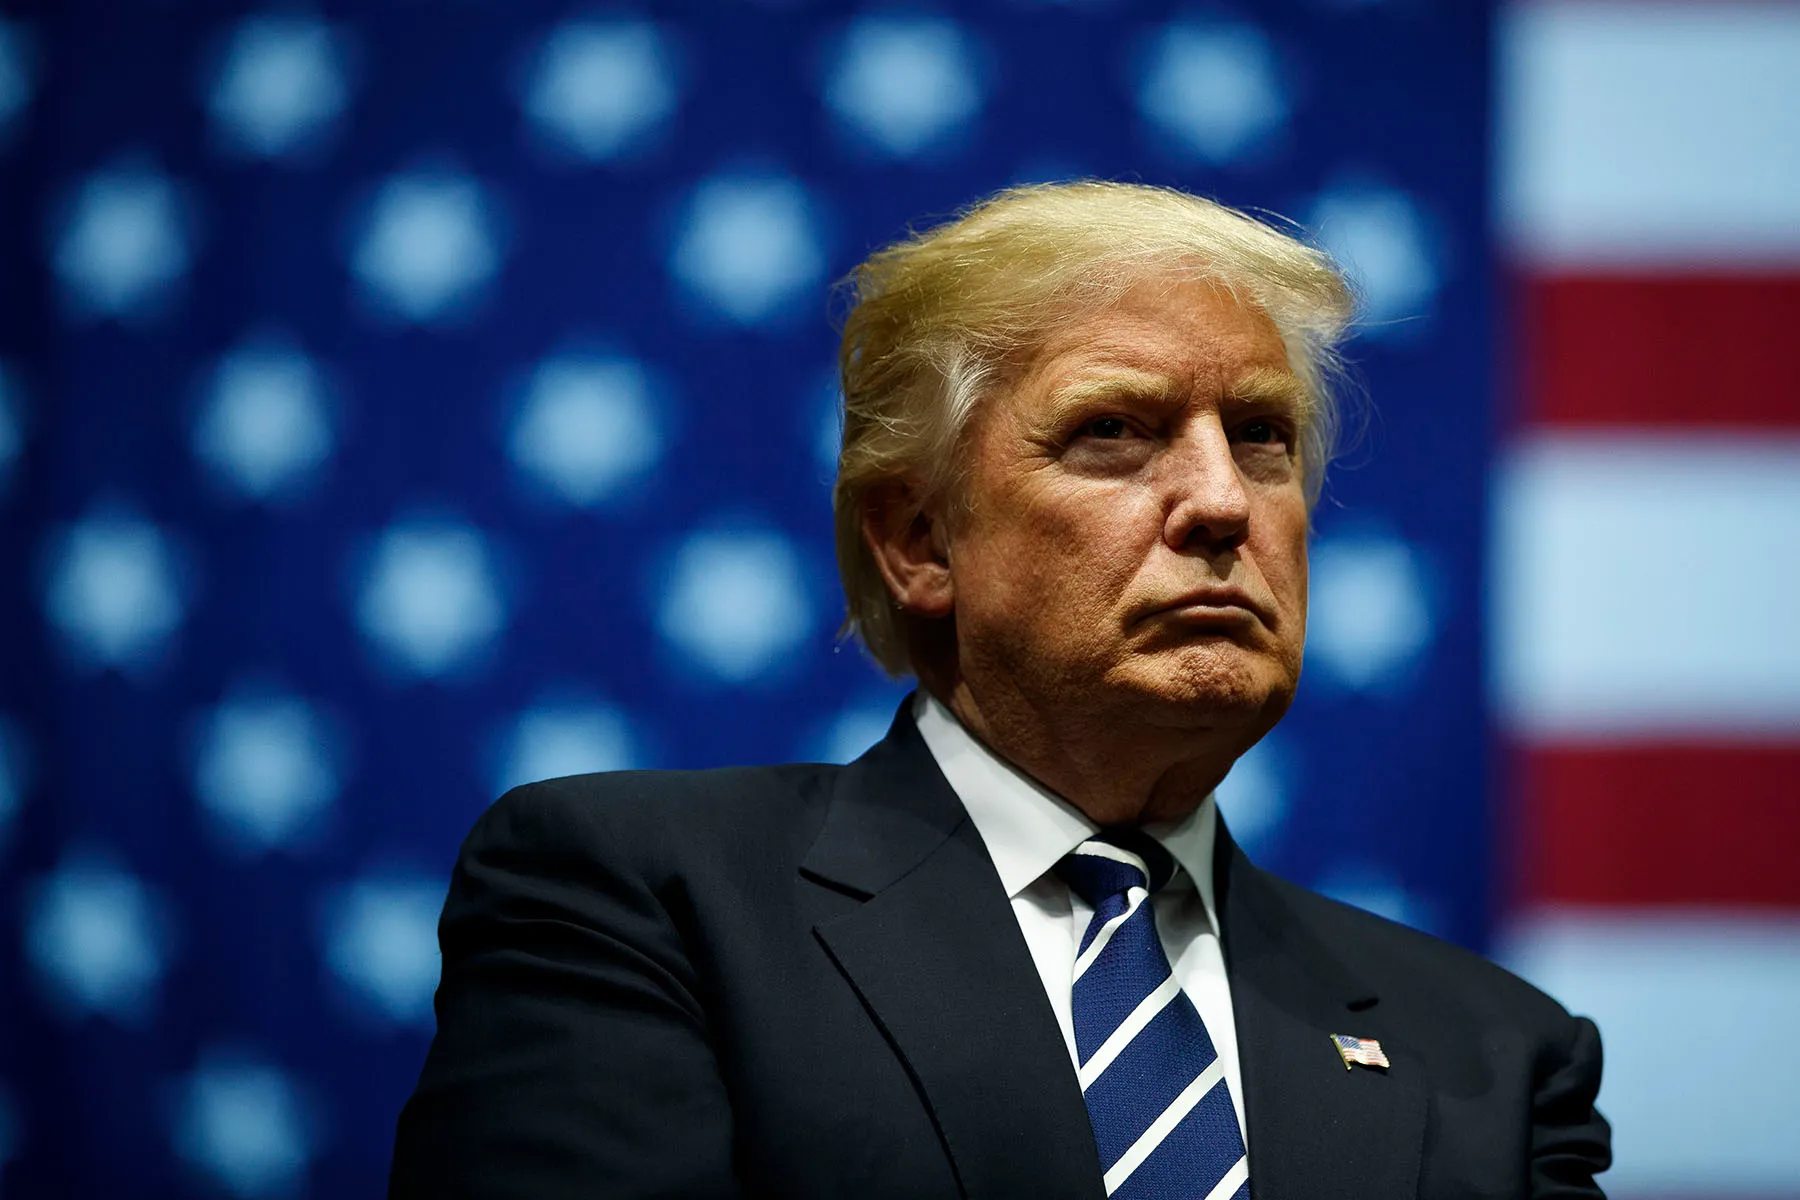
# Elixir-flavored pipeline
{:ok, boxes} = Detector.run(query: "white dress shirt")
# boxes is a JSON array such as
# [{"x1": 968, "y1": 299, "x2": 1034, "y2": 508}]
[{"x1": 913, "y1": 691, "x2": 1249, "y2": 1144}]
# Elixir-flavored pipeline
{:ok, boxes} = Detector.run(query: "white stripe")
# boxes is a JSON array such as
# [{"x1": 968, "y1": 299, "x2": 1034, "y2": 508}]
[
  {"x1": 1101, "y1": 1059, "x2": 1227, "y2": 1195},
  {"x1": 1075, "y1": 840, "x2": 1151, "y2": 878},
  {"x1": 1498, "y1": 1, "x2": 1800, "y2": 266},
  {"x1": 1201, "y1": 1156, "x2": 1249, "y2": 1200},
  {"x1": 1078, "y1": 974, "x2": 1180, "y2": 1089},
  {"x1": 1492, "y1": 434, "x2": 1800, "y2": 737},
  {"x1": 1073, "y1": 887, "x2": 1148, "y2": 983},
  {"x1": 1499, "y1": 910, "x2": 1800, "y2": 1194}
]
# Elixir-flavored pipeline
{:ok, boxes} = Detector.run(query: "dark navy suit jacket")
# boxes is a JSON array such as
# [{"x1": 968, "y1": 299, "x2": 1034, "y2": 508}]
[{"x1": 390, "y1": 706, "x2": 1609, "y2": 1198}]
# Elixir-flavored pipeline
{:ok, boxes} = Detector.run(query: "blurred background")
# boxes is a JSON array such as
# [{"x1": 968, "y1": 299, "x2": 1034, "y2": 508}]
[{"x1": 0, "y1": 0, "x2": 1794, "y2": 1196}]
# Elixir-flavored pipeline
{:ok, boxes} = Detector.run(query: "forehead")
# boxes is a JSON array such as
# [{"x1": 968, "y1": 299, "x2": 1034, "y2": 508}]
[{"x1": 1021, "y1": 277, "x2": 1293, "y2": 397}]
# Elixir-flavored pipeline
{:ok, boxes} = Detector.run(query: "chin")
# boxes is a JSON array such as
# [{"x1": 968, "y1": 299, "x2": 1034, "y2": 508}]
[{"x1": 1111, "y1": 645, "x2": 1297, "y2": 729}]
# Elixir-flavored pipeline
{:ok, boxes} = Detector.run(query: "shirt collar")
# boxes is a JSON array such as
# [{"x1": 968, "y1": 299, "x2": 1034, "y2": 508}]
[{"x1": 912, "y1": 692, "x2": 1221, "y2": 933}]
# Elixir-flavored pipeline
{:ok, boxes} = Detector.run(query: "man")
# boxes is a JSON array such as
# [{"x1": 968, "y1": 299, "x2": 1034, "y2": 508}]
[{"x1": 390, "y1": 181, "x2": 1610, "y2": 1198}]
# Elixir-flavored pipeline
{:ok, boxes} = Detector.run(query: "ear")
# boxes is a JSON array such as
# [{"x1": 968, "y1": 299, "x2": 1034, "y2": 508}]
[{"x1": 860, "y1": 479, "x2": 954, "y2": 619}]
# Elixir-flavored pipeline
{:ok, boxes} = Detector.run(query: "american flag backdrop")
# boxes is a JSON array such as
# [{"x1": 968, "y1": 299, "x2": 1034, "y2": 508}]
[
  {"x1": 1492, "y1": 4, "x2": 1800, "y2": 1194},
  {"x1": 0, "y1": 1, "x2": 1790, "y2": 1197}
]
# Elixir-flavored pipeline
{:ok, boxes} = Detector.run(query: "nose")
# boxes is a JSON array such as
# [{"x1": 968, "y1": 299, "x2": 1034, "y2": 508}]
[{"x1": 1160, "y1": 419, "x2": 1251, "y2": 552}]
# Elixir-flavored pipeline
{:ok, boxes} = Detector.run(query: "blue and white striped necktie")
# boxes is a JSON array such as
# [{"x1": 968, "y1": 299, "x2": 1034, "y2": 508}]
[{"x1": 1057, "y1": 830, "x2": 1249, "y2": 1200}]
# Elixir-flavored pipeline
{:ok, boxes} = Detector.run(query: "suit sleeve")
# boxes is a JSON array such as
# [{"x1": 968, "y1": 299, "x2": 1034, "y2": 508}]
[
  {"x1": 389, "y1": 779, "x2": 740, "y2": 1200},
  {"x1": 1529, "y1": 1013, "x2": 1612, "y2": 1198}
]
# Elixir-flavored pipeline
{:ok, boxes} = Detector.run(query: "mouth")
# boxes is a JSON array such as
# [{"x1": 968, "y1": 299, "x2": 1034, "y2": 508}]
[{"x1": 1139, "y1": 589, "x2": 1273, "y2": 630}]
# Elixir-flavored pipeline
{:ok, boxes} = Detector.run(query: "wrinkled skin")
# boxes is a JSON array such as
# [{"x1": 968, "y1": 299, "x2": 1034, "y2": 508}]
[{"x1": 865, "y1": 278, "x2": 1311, "y2": 826}]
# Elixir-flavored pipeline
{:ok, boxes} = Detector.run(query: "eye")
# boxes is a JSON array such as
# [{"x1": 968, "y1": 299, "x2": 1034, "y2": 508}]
[
  {"x1": 1081, "y1": 416, "x2": 1132, "y2": 440},
  {"x1": 1234, "y1": 417, "x2": 1298, "y2": 452}
]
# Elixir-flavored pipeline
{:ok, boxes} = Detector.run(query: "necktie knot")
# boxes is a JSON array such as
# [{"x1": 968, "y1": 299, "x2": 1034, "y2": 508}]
[{"x1": 1056, "y1": 827, "x2": 1176, "y2": 908}]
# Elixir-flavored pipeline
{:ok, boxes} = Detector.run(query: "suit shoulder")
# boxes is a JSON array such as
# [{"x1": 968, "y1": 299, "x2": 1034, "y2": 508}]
[
  {"x1": 464, "y1": 761, "x2": 834, "y2": 867},
  {"x1": 1258, "y1": 868, "x2": 1577, "y2": 1031}
]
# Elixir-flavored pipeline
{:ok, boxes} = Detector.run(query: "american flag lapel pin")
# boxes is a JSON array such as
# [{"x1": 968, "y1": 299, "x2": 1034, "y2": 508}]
[{"x1": 1331, "y1": 1033, "x2": 1391, "y2": 1071}]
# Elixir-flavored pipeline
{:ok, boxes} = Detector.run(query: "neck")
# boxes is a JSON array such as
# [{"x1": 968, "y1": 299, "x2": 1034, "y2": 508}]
[{"x1": 930, "y1": 674, "x2": 1244, "y2": 828}]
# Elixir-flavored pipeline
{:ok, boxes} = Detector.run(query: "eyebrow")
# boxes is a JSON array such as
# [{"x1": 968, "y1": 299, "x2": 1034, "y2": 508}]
[
  {"x1": 1226, "y1": 367, "x2": 1315, "y2": 422},
  {"x1": 1044, "y1": 365, "x2": 1314, "y2": 422},
  {"x1": 1044, "y1": 367, "x2": 1181, "y2": 416}
]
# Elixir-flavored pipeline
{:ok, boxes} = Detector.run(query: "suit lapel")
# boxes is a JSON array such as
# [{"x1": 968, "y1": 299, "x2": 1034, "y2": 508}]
[
  {"x1": 1215, "y1": 824, "x2": 1426, "y2": 1199},
  {"x1": 803, "y1": 708, "x2": 1105, "y2": 1200}
]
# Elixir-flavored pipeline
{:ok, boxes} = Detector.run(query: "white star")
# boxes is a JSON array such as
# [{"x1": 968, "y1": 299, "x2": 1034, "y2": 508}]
[
  {"x1": 1306, "y1": 529, "x2": 1434, "y2": 692},
  {"x1": 193, "y1": 688, "x2": 341, "y2": 853},
  {"x1": 42, "y1": 508, "x2": 185, "y2": 672},
  {"x1": 51, "y1": 165, "x2": 191, "y2": 319},
  {"x1": 0, "y1": 361, "x2": 23, "y2": 492},
  {"x1": 656, "y1": 526, "x2": 813, "y2": 683},
  {"x1": 1214, "y1": 733, "x2": 1291, "y2": 854},
  {"x1": 522, "y1": 19, "x2": 677, "y2": 161},
  {"x1": 495, "y1": 698, "x2": 636, "y2": 793},
  {"x1": 1308, "y1": 180, "x2": 1441, "y2": 336},
  {"x1": 509, "y1": 354, "x2": 661, "y2": 506},
  {"x1": 172, "y1": 1052, "x2": 311, "y2": 1199},
  {"x1": 823, "y1": 17, "x2": 983, "y2": 158},
  {"x1": 350, "y1": 171, "x2": 501, "y2": 324},
  {"x1": 1137, "y1": 21, "x2": 1287, "y2": 164},
  {"x1": 0, "y1": 18, "x2": 37, "y2": 143},
  {"x1": 670, "y1": 174, "x2": 824, "y2": 325},
  {"x1": 355, "y1": 517, "x2": 504, "y2": 678},
  {"x1": 207, "y1": 15, "x2": 351, "y2": 160},
  {"x1": 193, "y1": 339, "x2": 333, "y2": 501},
  {"x1": 321, "y1": 875, "x2": 443, "y2": 1025},
  {"x1": 25, "y1": 853, "x2": 165, "y2": 1021}
]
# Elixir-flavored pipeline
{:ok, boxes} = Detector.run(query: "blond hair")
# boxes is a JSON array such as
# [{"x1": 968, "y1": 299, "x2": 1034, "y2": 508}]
[{"x1": 832, "y1": 179, "x2": 1356, "y2": 677}]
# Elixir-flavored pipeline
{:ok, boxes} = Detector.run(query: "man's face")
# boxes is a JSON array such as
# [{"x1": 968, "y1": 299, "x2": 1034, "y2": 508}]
[{"x1": 944, "y1": 277, "x2": 1311, "y2": 738}]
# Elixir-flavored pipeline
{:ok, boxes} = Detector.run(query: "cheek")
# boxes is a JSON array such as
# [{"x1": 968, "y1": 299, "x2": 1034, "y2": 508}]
[
  {"x1": 1287, "y1": 548, "x2": 1309, "y2": 635},
  {"x1": 1249, "y1": 496, "x2": 1310, "y2": 607},
  {"x1": 963, "y1": 483, "x2": 1154, "y2": 616},
  {"x1": 1273, "y1": 524, "x2": 1310, "y2": 622}
]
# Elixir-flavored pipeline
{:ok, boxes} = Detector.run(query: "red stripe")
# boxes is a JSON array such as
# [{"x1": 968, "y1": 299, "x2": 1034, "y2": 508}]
[
  {"x1": 1512, "y1": 742, "x2": 1800, "y2": 908},
  {"x1": 1517, "y1": 274, "x2": 1800, "y2": 426}
]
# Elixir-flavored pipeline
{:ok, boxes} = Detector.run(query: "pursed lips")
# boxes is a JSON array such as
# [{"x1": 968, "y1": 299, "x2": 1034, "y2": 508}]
[{"x1": 1138, "y1": 587, "x2": 1274, "y2": 629}]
